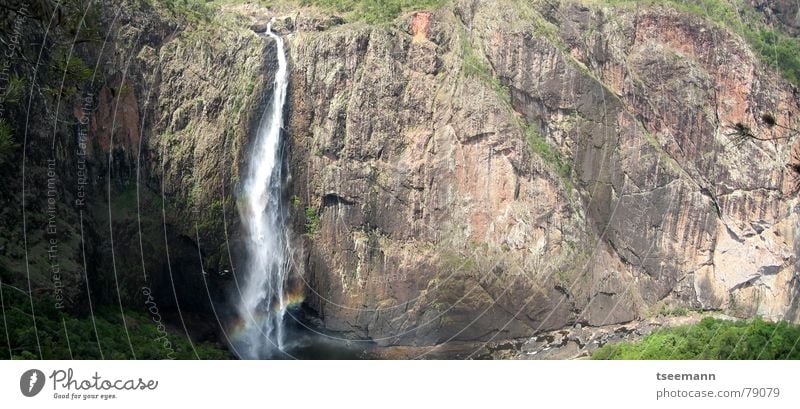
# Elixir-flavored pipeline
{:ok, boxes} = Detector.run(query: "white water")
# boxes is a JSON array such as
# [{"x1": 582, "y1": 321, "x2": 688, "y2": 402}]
[{"x1": 234, "y1": 24, "x2": 291, "y2": 359}]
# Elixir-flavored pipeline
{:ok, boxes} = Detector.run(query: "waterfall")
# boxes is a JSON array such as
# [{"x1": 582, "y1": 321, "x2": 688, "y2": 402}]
[{"x1": 233, "y1": 24, "x2": 291, "y2": 359}]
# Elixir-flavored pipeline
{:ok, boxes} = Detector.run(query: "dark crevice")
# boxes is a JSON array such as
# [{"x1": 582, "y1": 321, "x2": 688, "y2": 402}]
[{"x1": 322, "y1": 193, "x2": 356, "y2": 207}]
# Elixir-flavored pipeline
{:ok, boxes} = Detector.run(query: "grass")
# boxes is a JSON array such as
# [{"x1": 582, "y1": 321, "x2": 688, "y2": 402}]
[
  {"x1": 150, "y1": 0, "x2": 445, "y2": 24},
  {"x1": 298, "y1": 0, "x2": 446, "y2": 23},
  {"x1": 148, "y1": 0, "x2": 215, "y2": 23},
  {"x1": 596, "y1": 0, "x2": 800, "y2": 86},
  {"x1": 461, "y1": 30, "x2": 512, "y2": 107},
  {"x1": 522, "y1": 123, "x2": 574, "y2": 191},
  {"x1": 592, "y1": 317, "x2": 800, "y2": 359},
  {"x1": 0, "y1": 288, "x2": 229, "y2": 359},
  {"x1": 657, "y1": 304, "x2": 691, "y2": 317}
]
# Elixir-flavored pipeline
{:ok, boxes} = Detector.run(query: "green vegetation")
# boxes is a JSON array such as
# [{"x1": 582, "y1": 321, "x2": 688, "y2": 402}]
[
  {"x1": 58, "y1": 0, "x2": 104, "y2": 42},
  {"x1": 0, "y1": 287, "x2": 229, "y2": 359},
  {"x1": 291, "y1": 195, "x2": 302, "y2": 208},
  {"x1": 460, "y1": 28, "x2": 574, "y2": 191},
  {"x1": 592, "y1": 317, "x2": 800, "y2": 360},
  {"x1": 63, "y1": 53, "x2": 92, "y2": 81},
  {"x1": 646, "y1": 302, "x2": 697, "y2": 318},
  {"x1": 553, "y1": 270, "x2": 569, "y2": 287},
  {"x1": 749, "y1": 29, "x2": 800, "y2": 85},
  {"x1": 48, "y1": 51, "x2": 94, "y2": 99},
  {"x1": 111, "y1": 83, "x2": 131, "y2": 98},
  {"x1": 0, "y1": 119, "x2": 19, "y2": 163},
  {"x1": 522, "y1": 124, "x2": 573, "y2": 191},
  {"x1": 146, "y1": 0, "x2": 214, "y2": 22},
  {"x1": 657, "y1": 305, "x2": 691, "y2": 317},
  {"x1": 2, "y1": 75, "x2": 27, "y2": 105},
  {"x1": 461, "y1": 31, "x2": 512, "y2": 106},
  {"x1": 304, "y1": 206, "x2": 321, "y2": 236},
  {"x1": 148, "y1": 0, "x2": 444, "y2": 24},
  {"x1": 598, "y1": 0, "x2": 800, "y2": 85},
  {"x1": 188, "y1": 184, "x2": 204, "y2": 208},
  {"x1": 298, "y1": 0, "x2": 445, "y2": 23}
]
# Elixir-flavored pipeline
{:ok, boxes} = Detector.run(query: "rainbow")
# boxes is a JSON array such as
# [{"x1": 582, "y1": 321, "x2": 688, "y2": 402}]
[{"x1": 228, "y1": 289, "x2": 305, "y2": 341}]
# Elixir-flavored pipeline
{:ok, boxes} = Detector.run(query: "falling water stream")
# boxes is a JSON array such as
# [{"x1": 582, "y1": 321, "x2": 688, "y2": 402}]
[
  {"x1": 233, "y1": 24, "x2": 291, "y2": 359},
  {"x1": 229, "y1": 24, "x2": 371, "y2": 360}
]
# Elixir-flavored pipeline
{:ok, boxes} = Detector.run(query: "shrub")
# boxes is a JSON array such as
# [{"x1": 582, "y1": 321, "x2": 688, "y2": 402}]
[
  {"x1": 0, "y1": 285, "x2": 229, "y2": 359},
  {"x1": 304, "y1": 206, "x2": 321, "y2": 236},
  {"x1": 592, "y1": 317, "x2": 800, "y2": 360},
  {"x1": 2, "y1": 75, "x2": 27, "y2": 105}
]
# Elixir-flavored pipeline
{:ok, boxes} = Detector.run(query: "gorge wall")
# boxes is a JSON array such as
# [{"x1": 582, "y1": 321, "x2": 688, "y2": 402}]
[
  {"x1": 0, "y1": 0, "x2": 272, "y2": 344},
  {"x1": 1, "y1": 0, "x2": 798, "y2": 354},
  {"x1": 277, "y1": 0, "x2": 800, "y2": 346}
]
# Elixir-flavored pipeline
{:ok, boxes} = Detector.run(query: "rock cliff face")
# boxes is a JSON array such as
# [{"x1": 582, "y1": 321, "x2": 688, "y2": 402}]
[
  {"x1": 0, "y1": 0, "x2": 271, "y2": 339},
  {"x1": 748, "y1": 0, "x2": 800, "y2": 36},
  {"x1": 269, "y1": 0, "x2": 800, "y2": 346},
  {"x1": 2, "y1": 0, "x2": 799, "y2": 354}
]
